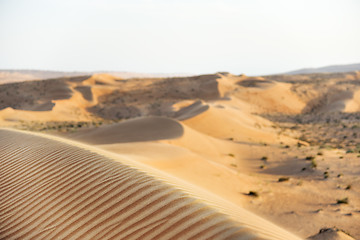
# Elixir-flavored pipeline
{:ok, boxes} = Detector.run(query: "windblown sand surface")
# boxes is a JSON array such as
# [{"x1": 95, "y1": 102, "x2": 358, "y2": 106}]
[
  {"x1": 0, "y1": 128, "x2": 301, "y2": 240},
  {"x1": 1, "y1": 71, "x2": 360, "y2": 239}
]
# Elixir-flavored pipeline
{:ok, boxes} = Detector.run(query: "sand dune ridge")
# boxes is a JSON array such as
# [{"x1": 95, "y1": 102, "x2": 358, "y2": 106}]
[{"x1": 0, "y1": 128, "x2": 302, "y2": 239}]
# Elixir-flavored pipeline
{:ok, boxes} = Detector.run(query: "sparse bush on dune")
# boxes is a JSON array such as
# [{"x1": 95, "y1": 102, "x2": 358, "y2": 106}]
[
  {"x1": 278, "y1": 177, "x2": 290, "y2": 182},
  {"x1": 230, "y1": 163, "x2": 237, "y2": 168},
  {"x1": 247, "y1": 191, "x2": 259, "y2": 197},
  {"x1": 311, "y1": 159, "x2": 317, "y2": 169},
  {"x1": 336, "y1": 197, "x2": 349, "y2": 204},
  {"x1": 16, "y1": 120, "x2": 108, "y2": 133}
]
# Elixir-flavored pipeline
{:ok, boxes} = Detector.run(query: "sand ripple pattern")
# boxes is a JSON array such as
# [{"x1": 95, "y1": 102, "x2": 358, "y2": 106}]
[{"x1": 0, "y1": 129, "x2": 273, "y2": 240}]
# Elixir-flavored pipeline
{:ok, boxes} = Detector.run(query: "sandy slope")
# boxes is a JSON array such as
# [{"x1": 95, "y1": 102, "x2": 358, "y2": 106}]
[
  {"x1": 72, "y1": 116, "x2": 359, "y2": 240},
  {"x1": 1, "y1": 72, "x2": 360, "y2": 239},
  {"x1": 308, "y1": 228, "x2": 355, "y2": 240},
  {"x1": 0, "y1": 128, "x2": 302, "y2": 240},
  {"x1": 180, "y1": 103, "x2": 293, "y2": 144}
]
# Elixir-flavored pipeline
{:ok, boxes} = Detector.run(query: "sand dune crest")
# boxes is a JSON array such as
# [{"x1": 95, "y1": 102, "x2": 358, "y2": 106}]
[
  {"x1": 72, "y1": 117, "x2": 184, "y2": 144},
  {"x1": 0, "y1": 129, "x2": 302, "y2": 239}
]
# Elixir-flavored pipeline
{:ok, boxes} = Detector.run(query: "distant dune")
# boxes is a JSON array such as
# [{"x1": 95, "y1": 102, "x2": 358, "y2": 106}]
[
  {"x1": 283, "y1": 63, "x2": 360, "y2": 75},
  {"x1": 0, "y1": 69, "x2": 193, "y2": 84}
]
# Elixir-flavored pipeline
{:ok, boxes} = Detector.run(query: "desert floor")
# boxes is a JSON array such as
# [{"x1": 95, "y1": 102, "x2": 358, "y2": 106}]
[{"x1": 1, "y1": 71, "x2": 360, "y2": 239}]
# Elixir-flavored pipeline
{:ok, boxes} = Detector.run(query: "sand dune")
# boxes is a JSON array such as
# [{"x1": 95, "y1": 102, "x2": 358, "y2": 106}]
[
  {"x1": 1, "y1": 72, "x2": 360, "y2": 239},
  {"x1": 72, "y1": 116, "x2": 248, "y2": 162},
  {"x1": 1, "y1": 72, "x2": 359, "y2": 127},
  {"x1": 234, "y1": 78, "x2": 305, "y2": 114},
  {"x1": 0, "y1": 70, "x2": 193, "y2": 84},
  {"x1": 181, "y1": 103, "x2": 292, "y2": 144},
  {"x1": 308, "y1": 228, "x2": 355, "y2": 240},
  {"x1": 0, "y1": 128, "x2": 302, "y2": 240},
  {"x1": 172, "y1": 100, "x2": 210, "y2": 120},
  {"x1": 318, "y1": 88, "x2": 360, "y2": 113},
  {"x1": 72, "y1": 117, "x2": 184, "y2": 144}
]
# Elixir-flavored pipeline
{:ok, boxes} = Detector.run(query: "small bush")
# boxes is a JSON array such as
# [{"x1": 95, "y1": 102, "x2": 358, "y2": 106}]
[
  {"x1": 345, "y1": 185, "x2": 351, "y2": 190},
  {"x1": 311, "y1": 159, "x2": 317, "y2": 169},
  {"x1": 247, "y1": 191, "x2": 259, "y2": 197},
  {"x1": 228, "y1": 153, "x2": 235, "y2": 158},
  {"x1": 323, "y1": 171, "x2": 329, "y2": 179},
  {"x1": 278, "y1": 177, "x2": 290, "y2": 182},
  {"x1": 336, "y1": 197, "x2": 349, "y2": 204},
  {"x1": 305, "y1": 156, "x2": 315, "y2": 161},
  {"x1": 261, "y1": 156, "x2": 268, "y2": 161}
]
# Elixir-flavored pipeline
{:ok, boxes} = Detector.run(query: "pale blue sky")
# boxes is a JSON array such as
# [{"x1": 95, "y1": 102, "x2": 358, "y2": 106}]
[{"x1": 1, "y1": 0, "x2": 359, "y2": 75}]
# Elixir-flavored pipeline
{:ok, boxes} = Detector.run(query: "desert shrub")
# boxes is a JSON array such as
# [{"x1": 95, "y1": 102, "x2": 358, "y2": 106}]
[
  {"x1": 311, "y1": 159, "x2": 317, "y2": 169},
  {"x1": 278, "y1": 177, "x2": 290, "y2": 182},
  {"x1": 336, "y1": 197, "x2": 349, "y2": 204},
  {"x1": 247, "y1": 191, "x2": 259, "y2": 197}
]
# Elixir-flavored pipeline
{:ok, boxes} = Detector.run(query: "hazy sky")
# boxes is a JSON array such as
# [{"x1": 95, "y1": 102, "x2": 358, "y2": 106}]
[{"x1": 1, "y1": 0, "x2": 359, "y2": 75}]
